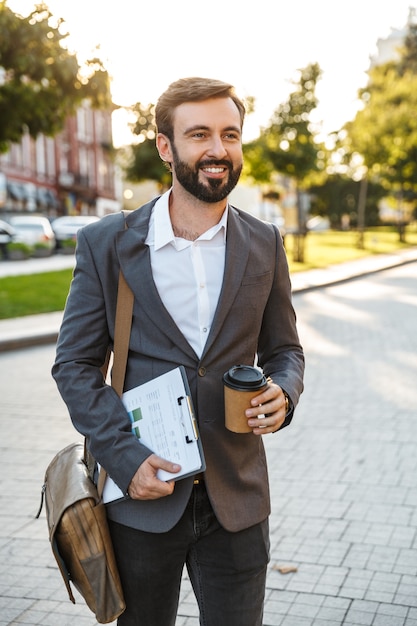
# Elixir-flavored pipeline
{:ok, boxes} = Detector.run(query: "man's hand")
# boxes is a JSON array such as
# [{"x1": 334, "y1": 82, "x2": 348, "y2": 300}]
[
  {"x1": 245, "y1": 382, "x2": 288, "y2": 435},
  {"x1": 127, "y1": 454, "x2": 181, "y2": 500}
]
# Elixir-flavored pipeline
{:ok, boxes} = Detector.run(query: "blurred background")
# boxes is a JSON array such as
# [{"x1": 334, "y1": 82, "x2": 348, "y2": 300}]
[{"x1": 1, "y1": 0, "x2": 417, "y2": 266}]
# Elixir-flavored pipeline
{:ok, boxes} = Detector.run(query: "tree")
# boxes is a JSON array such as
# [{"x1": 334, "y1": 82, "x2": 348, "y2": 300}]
[
  {"x1": 347, "y1": 64, "x2": 417, "y2": 186},
  {"x1": 398, "y1": 21, "x2": 417, "y2": 74},
  {"x1": 345, "y1": 64, "x2": 417, "y2": 241},
  {"x1": 308, "y1": 174, "x2": 384, "y2": 228},
  {"x1": 264, "y1": 63, "x2": 322, "y2": 179},
  {"x1": 244, "y1": 62, "x2": 324, "y2": 261},
  {"x1": 121, "y1": 101, "x2": 171, "y2": 190},
  {"x1": 0, "y1": 1, "x2": 112, "y2": 152},
  {"x1": 344, "y1": 21, "x2": 417, "y2": 241}
]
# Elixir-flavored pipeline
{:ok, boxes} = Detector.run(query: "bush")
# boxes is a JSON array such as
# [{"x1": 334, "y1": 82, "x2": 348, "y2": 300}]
[
  {"x1": 6, "y1": 241, "x2": 32, "y2": 260},
  {"x1": 33, "y1": 242, "x2": 54, "y2": 257}
]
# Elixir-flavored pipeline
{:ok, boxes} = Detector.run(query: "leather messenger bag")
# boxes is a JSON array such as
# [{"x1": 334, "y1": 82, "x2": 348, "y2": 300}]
[
  {"x1": 40, "y1": 441, "x2": 125, "y2": 623},
  {"x1": 37, "y1": 269, "x2": 133, "y2": 623}
]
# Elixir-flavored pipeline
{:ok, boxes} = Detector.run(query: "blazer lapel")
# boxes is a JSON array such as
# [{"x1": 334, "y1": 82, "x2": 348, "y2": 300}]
[{"x1": 201, "y1": 206, "x2": 250, "y2": 360}]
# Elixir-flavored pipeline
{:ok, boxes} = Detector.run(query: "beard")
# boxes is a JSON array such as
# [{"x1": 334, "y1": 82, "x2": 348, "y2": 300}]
[{"x1": 171, "y1": 144, "x2": 242, "y2": 203}]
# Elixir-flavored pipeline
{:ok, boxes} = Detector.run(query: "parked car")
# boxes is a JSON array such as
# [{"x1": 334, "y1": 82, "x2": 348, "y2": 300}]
[
  {"x1": 0, "y1": 219, "x2": 16, "y2": 259},
  {"x1": 9, "y1": 215, "x2": 56, "y2": 255},
  {"x1": 51, "y1": 215, "x2": 100, "y2": 248},
  {"x1": 0, "y1": 219, "x2": 16, "y2": 243}
]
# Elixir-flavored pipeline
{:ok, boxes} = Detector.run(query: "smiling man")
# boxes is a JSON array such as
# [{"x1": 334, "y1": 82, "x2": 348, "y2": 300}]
[
  {"x1": 156, "y1": 84, "x2": 244, "y2": 238},
  {"x1": 53, "y1": 77, "x2": 305, "y2": 626},
  {"x1": 159, "y1": 98, "x2": 243, "y2": 201}
]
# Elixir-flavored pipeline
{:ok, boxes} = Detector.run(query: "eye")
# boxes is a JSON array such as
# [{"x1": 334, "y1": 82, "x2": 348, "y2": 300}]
[{"x1": 223, "y1": 132, "x2": 240, "y2": 141}]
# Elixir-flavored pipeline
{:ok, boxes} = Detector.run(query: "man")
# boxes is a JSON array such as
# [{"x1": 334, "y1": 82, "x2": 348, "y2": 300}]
[{"x1": 53, "y1": 77, "x2": 305, "y2": 626}]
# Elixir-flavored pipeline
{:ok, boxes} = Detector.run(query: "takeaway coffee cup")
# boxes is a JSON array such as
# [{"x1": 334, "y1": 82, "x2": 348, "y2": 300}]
[{"x1": 223, "y1": 365, "x2": 268, "y2": 433}]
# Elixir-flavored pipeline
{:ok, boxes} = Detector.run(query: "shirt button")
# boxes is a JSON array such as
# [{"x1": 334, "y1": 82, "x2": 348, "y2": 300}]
[
  {"x1": 198, "y1": 367, "x2": 206, "y2": 377},
  {"x1": 202, "y1": 327, "x2": 207, "y2": 333}
]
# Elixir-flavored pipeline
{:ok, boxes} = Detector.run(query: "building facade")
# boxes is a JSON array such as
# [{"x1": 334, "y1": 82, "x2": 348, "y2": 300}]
[{"x1": 0, "y1": 101, "x2": 121, "y2": 220}]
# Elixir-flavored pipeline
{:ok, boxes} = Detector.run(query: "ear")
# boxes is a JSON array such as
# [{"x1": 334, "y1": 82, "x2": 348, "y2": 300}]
[{"x1": 156, "y1": 133, "x2": 173, "y2": 163}]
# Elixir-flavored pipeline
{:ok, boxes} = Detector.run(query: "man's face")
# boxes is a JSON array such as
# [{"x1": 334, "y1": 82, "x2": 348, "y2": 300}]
[{"x1": 159, "y1": 98, "x2": 243, "y2": 203}]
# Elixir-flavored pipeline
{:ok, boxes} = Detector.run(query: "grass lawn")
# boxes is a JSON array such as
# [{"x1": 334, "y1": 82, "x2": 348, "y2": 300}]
[
  {"x1": 286, "y1": 225, "x2": 417, "y2": 273},
  {"x1": 0, "y1": 269, "x2": 73, "y2": 319},
  {"x1": 0, "y1": 225, "x2": 416, "y2": 320}
]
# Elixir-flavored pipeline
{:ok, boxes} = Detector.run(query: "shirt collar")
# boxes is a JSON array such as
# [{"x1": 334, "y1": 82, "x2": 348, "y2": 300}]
[{"x1": 150, "y1": 189, "x2": 228, "y2": 251}]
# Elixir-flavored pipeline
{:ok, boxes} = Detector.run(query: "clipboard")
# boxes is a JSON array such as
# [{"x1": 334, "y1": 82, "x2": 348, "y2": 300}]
[{"x1": 102, "y1": 366, "x2": 205, "y2": 503}]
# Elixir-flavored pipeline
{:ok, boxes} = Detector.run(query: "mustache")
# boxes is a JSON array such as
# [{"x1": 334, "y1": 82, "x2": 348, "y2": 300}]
[{"x1": 198, "y1": 159, "x2": 232, "y2": 170}]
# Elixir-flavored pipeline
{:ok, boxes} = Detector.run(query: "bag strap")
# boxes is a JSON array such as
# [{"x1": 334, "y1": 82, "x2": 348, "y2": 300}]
[
  {"x1": 111, "y1": 269, "x2": 134, "y2": 396},
  {"x1": 96, "y1": 213, "x2": 134, "y2": 497},
  {"x1": 112, "y1": 210, "x2": 134, "y2": 395}
]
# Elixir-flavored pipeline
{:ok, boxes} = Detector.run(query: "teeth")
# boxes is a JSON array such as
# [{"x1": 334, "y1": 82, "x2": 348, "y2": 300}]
[{"x1": 203, "y1": 167, "x2": 224, "y2": 173}]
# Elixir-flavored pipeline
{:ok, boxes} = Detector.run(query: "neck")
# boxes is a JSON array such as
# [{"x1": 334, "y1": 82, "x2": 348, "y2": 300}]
[
  {"x1": 171, "y1": 223, "x2": 201, "y2": 241},
  {"x1": 169, "y1": 188, "x2": 227, "y2": 241}
]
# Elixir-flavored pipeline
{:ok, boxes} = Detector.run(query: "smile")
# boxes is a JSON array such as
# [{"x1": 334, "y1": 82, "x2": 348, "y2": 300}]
[{"x1": 202, "y1": 167, "x2": 226, "y2": 174}]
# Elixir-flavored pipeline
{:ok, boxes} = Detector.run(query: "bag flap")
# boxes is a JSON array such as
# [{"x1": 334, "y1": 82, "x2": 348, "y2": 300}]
[{"x1": 44, "y1": 442, "x2": 99, "y2": 541}]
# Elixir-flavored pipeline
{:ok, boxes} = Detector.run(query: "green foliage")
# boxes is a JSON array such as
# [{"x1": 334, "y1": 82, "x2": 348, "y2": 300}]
[
  {"x1": 244, "y1": 63, "x2": 324, "y2": 186},
  {"x1": 122, "y1": 101, "x2": 171, "y2": 189},
  {"x1": 6, "y1": 241, "x2": 32, "y2": 257},
  {"x1": 398, "y1": 22, "x2": 417, "y2": 75},
  {"x1": 242, "y1": 136, "x2": 274, "y2": 183},
  {"x1": 265, "y1": 63, "x2": 322, "y2": 181},
  {"x1": 129, "y1": 101, "x2": 156, "y2": 138},
  {"x1": 123, "y1": 138, "x2": 172, "y2": 189},
  {"x1": 0, "y1": 1, "x2": 112, "y2": 152},
  {"x1": 346, "y1": 63, "x2": 417, "y2": 192},
  {"x1": 308, "y1": 174, "x2": 385, "y2": 227},
  {"x1": 343, "y1": 20, "x2": 417, "y2": 200},
  {"x1": 60, "y1": 238, "x2": 76, "y2": 248},
  {"x1": 7, "y1": 241, "x2": 31, "y2": 250}
]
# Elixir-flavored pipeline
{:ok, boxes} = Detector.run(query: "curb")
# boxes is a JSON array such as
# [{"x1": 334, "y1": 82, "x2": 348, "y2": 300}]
[
  {"x1": 0, "y1": 331, "x2": 59, "y2": 352},
  {"x1": 288, "y1": 250, "x2": 417, "y2": 292}
]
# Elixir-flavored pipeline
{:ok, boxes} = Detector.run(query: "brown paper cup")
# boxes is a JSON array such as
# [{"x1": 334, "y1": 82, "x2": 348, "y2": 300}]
[
  {"x1": 224, "y1": 385, "x2": 266, "y2": 433},
  {"x1": 223, "y1": 365, "x2": 268, "y2": 433}
]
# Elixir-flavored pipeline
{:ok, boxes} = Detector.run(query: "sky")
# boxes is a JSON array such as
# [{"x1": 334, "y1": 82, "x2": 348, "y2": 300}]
[{"x1": 8, "y1": 0, "x2": 417, "y2": 146}]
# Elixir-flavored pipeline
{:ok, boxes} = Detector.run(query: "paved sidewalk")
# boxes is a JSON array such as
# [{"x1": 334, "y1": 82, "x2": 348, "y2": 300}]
[
  {"x1": 1, "y1": 247, "x2": 417, "y2": 352},
  {"x1": 1, "y1": 252, "x2": 417, "y2": 625}
]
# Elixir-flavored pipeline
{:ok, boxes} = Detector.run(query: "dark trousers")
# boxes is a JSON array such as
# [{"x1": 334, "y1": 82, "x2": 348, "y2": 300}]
[{"x1": 108, "y1": 482, "x2": 269, "y2": 626}]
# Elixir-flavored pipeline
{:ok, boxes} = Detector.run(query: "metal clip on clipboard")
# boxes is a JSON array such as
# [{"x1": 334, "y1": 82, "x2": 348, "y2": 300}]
[{"x1": 177, "y1": 395, "x2": 199, "y2": 443}]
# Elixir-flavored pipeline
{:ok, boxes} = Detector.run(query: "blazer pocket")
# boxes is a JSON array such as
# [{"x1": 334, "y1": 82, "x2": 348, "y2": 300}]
[{"x1": 241, "y1": 271, "x2": 272, "y2": 287}]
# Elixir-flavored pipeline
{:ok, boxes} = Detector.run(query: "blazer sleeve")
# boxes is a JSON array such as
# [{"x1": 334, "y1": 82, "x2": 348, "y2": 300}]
[
  {"x1": 52, "y1": 225, "x2": 152, "y2": 494},
  {"x1": 257, "y1": 224, "x2": 305, "y2": 427}
]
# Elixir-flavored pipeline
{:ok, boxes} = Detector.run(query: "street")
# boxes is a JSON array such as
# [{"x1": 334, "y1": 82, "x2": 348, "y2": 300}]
[{"x1": 0, "y1": 262, "x2": 417, "y2": 626}]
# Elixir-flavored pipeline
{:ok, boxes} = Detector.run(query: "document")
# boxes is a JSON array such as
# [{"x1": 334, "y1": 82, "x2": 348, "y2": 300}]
[{"x1": 102, "y1": 366, "x2": 205, "y2": 503}]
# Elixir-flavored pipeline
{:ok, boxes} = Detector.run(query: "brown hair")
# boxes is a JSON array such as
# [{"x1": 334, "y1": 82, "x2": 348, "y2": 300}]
[{"x1": 155, "y1": 77, "x2": 246, "y2": 140}]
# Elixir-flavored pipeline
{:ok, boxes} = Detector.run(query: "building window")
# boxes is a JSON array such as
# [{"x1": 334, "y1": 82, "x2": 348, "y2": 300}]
[
  {"x1": 36, "y1": 136, "x2": 46, "y2": 176},
  {"x1": 77, "y1": 107, "x2": 86, "y2": 140},
  {"x1": 45, "y1": 138, "x2": 56, "y2": 177}
]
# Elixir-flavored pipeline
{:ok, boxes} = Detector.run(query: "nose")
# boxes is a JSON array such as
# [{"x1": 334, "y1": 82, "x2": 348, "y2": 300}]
[{"x1": 206, "y1": 134, "x2": 228, "y2": 159}]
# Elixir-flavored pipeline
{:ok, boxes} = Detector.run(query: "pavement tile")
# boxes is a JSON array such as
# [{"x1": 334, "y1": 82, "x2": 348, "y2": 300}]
[{"x1": 1, "y1": 248, "x2": 417, "y2": 625}]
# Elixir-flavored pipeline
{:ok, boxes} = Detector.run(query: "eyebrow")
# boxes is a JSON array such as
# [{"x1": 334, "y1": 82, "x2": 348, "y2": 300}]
[{"x1": 183, "y1": 124, "x2": 242, "y2": 135}]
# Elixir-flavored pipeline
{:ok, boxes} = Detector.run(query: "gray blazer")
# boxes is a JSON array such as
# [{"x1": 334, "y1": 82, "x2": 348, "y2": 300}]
[{"x1": 53, "y1": 199, "x2": 304, "y2": 533}]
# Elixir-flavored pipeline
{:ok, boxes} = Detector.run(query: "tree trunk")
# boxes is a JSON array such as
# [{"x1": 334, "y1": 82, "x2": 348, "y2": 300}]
[
  {"x1": 356, "y1": 177, "x2": 368, "y2": 250},
  {"x1": 397, "y1": 192, "x2": 406, "y2": 243},
  {"x1": 292, "y1": 188, "x2": 308, "y2": 263},
  {"x1": 293, "y1": 233, "x2": 306, "y2": 263}
]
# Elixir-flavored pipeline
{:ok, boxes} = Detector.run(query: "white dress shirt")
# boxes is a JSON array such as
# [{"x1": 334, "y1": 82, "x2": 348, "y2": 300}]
[{"x1": 145, "y1": 190, "x2": 227, "y2": 357}]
